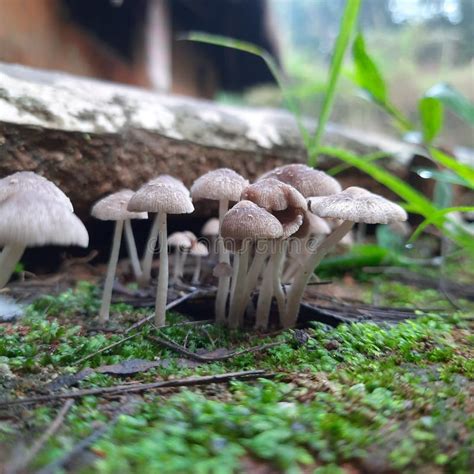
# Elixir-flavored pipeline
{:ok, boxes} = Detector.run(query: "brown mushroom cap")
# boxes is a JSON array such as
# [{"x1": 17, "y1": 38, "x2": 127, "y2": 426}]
[
  {"x1": 191, "y1": 169, "x2": 249, "y2": 202},
  {"x1": 259, "y1": 164, "x2": 341, "y2": 197},
  {"x1": 0, "y1": 191, "x2": 88, "y2": 247},
  {"x1": 241, "y1": 179, "x2": 306, "y2": 239},
  {"x1": 128, "y1": 181, "x2": 194, "y2": 214},
  {"x1": 241, "y1": 178, "x2": 307, "y2": 212},
  {"x1": 91, "y1": 190, "x2": 148, "y2": 221},
  {"x1": 221, "y1": 200, "x2": 283, "y2": 241},
  {"x1": 0, "y1": 171, "x2": 73, "y2": 211},
  {"x1": 309, "y1": 187, "x2": 408, "y2": 224}
]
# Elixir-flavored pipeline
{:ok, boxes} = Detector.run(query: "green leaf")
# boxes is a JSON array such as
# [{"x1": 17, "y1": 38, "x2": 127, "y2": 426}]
[
  {"x1": 352, "y1": 33, "x2": 387, "y2": 103},
  {"x1": 351, "y1": 33, "x2": 413, "y2": 131},
  {"x1": 418, "y1": 97, "x2": 444, "y2": 144},
  {"x1": 307, "y1": 0, "x2": 362, "y2": 166},
  {"x1": 425, "y1": 83, "x2": 474, "y2": 125},
  {"x1": 429, "y1": 147, "x2": 474, "y2": 189},
  {"x1": 414, "y1": 167, "x2": 469, "y2": 187}
]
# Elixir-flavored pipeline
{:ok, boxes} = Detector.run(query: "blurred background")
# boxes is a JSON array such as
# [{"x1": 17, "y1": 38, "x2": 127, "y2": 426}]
[{"x1": 0, "y1": 0, "x2": 472, "y2": 147}]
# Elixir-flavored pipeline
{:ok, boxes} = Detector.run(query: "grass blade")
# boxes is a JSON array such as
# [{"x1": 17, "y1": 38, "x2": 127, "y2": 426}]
[{"x1": 307, "y1": 0, "x2": 362, "y2": 166}]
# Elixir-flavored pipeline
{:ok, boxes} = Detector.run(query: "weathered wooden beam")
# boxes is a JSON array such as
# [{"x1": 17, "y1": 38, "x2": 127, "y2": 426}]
[{"x1": 0, "y1": 62, "x2": 416, "y2": 218}]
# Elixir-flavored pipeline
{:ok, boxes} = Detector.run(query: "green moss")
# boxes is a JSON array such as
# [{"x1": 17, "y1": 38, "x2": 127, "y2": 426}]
[{"x1": 2, "y1": 280, "x2": 474, "y2": 473}]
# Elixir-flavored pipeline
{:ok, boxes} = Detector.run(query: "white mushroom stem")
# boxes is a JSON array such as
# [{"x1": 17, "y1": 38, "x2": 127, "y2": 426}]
[
  {"x1": 255, "y1": 250, "x2": 274, "y2": 329},
  {"x1": 140, "y1": 213, "x2": 161, "y2": 285},
  {"x1": 180, "y1": 250, "x2": 189, "y2": 277},
  {"x1": 215, "y1": 198, "x2": 230, "y2": 323},
  {"x1": 171, "y1": 248, "x2": 182, "y2": 283},
  {"x1": 228, "y1": 246, "x2": 250, "y2": 328},
  {"x1": 0, "y1": 244, "x2": 26, "y2": 288},
  {"x1": 272, "y1": 239, "x2": 287, "y2": 322},
  {"x1": 283, "y1": 220, "x2": 354, "y2": 328},
  {"x1": 155, "y1": 211, "x2": 169, "y2": 327},
  {"x1": 99, "y1": 220, "x2": 124, "y2": 324},
  {"x1": 192, "y1": 256, "x2": 202, "y2": 284},
  {"x1": 229, "y1": 252, "x2": 240, "y2": 309},
  {"x1": 124, "y1": 219, "x2": 142, "y2": 280}
]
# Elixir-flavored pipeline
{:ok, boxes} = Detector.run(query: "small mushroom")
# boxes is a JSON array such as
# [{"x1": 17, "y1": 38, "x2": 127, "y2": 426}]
[
  {"x1": 128, "y1": 180, "x2": 194, "y2": 326},
  {"x1": 0, "y1": 192, "x2": 88, "y2": 288},
  {"x1": 201, "y1": 217, "x2": 220, "y2": 260},
  {"x1": 133, "y1": 175, "x2": 190, "y2": 285},
  {"x1": 191, "y1": 169, "x2": 249, "y2": 322},
  {"x1": 283, "y1": 187, "x2": 407, "y2": 328},
  {"x1": 91, "y1": 190, "x2": 147, "y2": 324},
  {"x1": 190, "y1": 241, "x2": 209, "y2": 284},
  {"x1": 168, "y1": 232, "x2": 193, "y2": 283}
]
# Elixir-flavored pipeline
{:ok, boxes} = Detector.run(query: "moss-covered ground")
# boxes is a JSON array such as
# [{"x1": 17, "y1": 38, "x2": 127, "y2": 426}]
[{"x1": 0, "y1": 278, "x2": 473, "y2": 473}]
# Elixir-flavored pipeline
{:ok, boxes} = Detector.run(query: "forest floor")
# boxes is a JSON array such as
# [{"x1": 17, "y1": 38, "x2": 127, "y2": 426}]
[{"x1": 0, "y1": 259, "x2": 473, "y2": 474}]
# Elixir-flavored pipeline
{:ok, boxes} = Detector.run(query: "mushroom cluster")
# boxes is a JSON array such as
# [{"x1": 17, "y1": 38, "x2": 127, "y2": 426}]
[
  {"x1": 0, "y1": 166, "x2": 406, "y2": 333},
  {"x1": 92, "y1": 166, "x2": 406, "y2": 330},
  {"x1": 0, "y1": 172, "x2": 89, "y2": 288}
]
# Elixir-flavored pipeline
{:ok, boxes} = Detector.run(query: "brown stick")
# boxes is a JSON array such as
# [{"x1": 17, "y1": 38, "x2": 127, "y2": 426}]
[
  {"x1": 147, "y1": 333, "x2": 282, "y2": 362},
  {"x1": 0, "y1": 370, "x2": 269, "y2": 408},
  {"x1": 75, "y1": 291, "x2": 206, "y2": 366},
  {"x1": 7, "y1": 399, "x2": 74, "y2": 473}
]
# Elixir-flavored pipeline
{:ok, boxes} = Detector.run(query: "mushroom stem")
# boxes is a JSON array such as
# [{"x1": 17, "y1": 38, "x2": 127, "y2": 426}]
[
  {"x1": 154, "y1": 211, "x2": 169, "y2": 327},
  {"x1": 180, "y1": 250, "x2": 189, "y2": 278},
  {"x1": 229, "y1": 252, "x2": 240, "y2": 309},
  {"x1": 215, "y1": 199, "x2": 230, "y2": 322},
  {"x1": 140, "y1": 213, "x2": 161, "y2": 285},
  {"x1": 255, "y1": 250, "x2": 274, "y2": 329},
  {"x1": 191, "y1": 256, "x2": 202, "y2": 284},
  {"x1": 99, "y1": 220, "x2": 124, "y2": 324},
  {"x1": 272, "y1": 239, "x2": 287, "y2": 322},
  {"x1": 0, "y1": 244, "x2": 26, "y2": 288},
  {"x1": 171, "y1": 248, "x2": 182, "y2": 283},
  {"x1": 124, "y1": 219, "x2": 142, "y2": 280},
  {"x1": 228, "y1": 245, "x2": 249, "y2": 328},
  {"x1": 283, "y1": 220, "x2": 354, "y2": 328}
]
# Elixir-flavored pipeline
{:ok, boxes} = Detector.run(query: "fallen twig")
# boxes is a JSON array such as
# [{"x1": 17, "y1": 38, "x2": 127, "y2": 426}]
[
  {"x1": 125, "y1": 289, "x2": 203, "y2": 333},
  {"x1": 6, "y1": 399, "x2": 74, "y2": 474},
  {"x1": 75, "y1": 291, "x2": 207, "y2": 365},
  {"x1": 35, "y1": 399, "x2": 138, "y2": 474},
  {"x1": 147, "y1": 333, "x2": 282, "y2": 362},
  {"x1": 0, "y1": 370, "x2": 269, "y2": 408}
]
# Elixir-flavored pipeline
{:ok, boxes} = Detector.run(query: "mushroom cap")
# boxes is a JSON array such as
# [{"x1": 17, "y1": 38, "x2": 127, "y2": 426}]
[
  {"x1": 149, "y1": 175, "x2": 190, "y2": 196},
  {"x1": 0, "y1": 171, "x2": 73, "y2": 211},
  {"x1": 191, "y1": 168, "x2": 249, "y2": 202},
  {"x1": 128, "y1": 181, "x2": 194, "y2": 214},
  {"x1": 0, "y1": 192, "x2": 89, "y2": 247},
  {"x1": 91, "y1": 190, "x2": 148, "y2": 221},
  {"x1": 309, "y1": 187, "x2": 408, "y2": 224},
  {"x1": 259, "y1": 164, "x2": 341, "y2": 197},
  {"x1": 221, "y1": 200, "x2": 283, "y2": 241},
  {"x1": 168, "y1": 232, "x2": 193, "y2": 249},
  {"x1": 201, "y1": 217, "x2": 220, "y2": 236},
  {"x1": 182, "y1": 231, "x2": 197, "y2": 243},
  {"x1": 241, "y1": 178, "x2": 307, "y2": 212},
  {"x1": 190, "y1": 241, "x2": 209, "y2": 257}
]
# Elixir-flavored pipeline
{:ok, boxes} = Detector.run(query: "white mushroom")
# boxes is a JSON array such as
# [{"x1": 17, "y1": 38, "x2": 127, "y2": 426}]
[
  {"x1": 128, "y1": 181, "x2": 194, "y2": 326},
  {"x1": 91, "y1": 190, "x2": 147, "y2": 324},
  {"x1": 0, "y1": 192, "x2": 88, "y2": 287}
]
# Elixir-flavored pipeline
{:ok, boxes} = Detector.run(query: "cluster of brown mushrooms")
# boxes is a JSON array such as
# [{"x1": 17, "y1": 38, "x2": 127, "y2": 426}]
[
  {"x1": 91, "y1": 165, "x2": 407, "y2": 330},
  {"x1": 0, "y1": 166, "x2": 407, "y2": 331}
]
